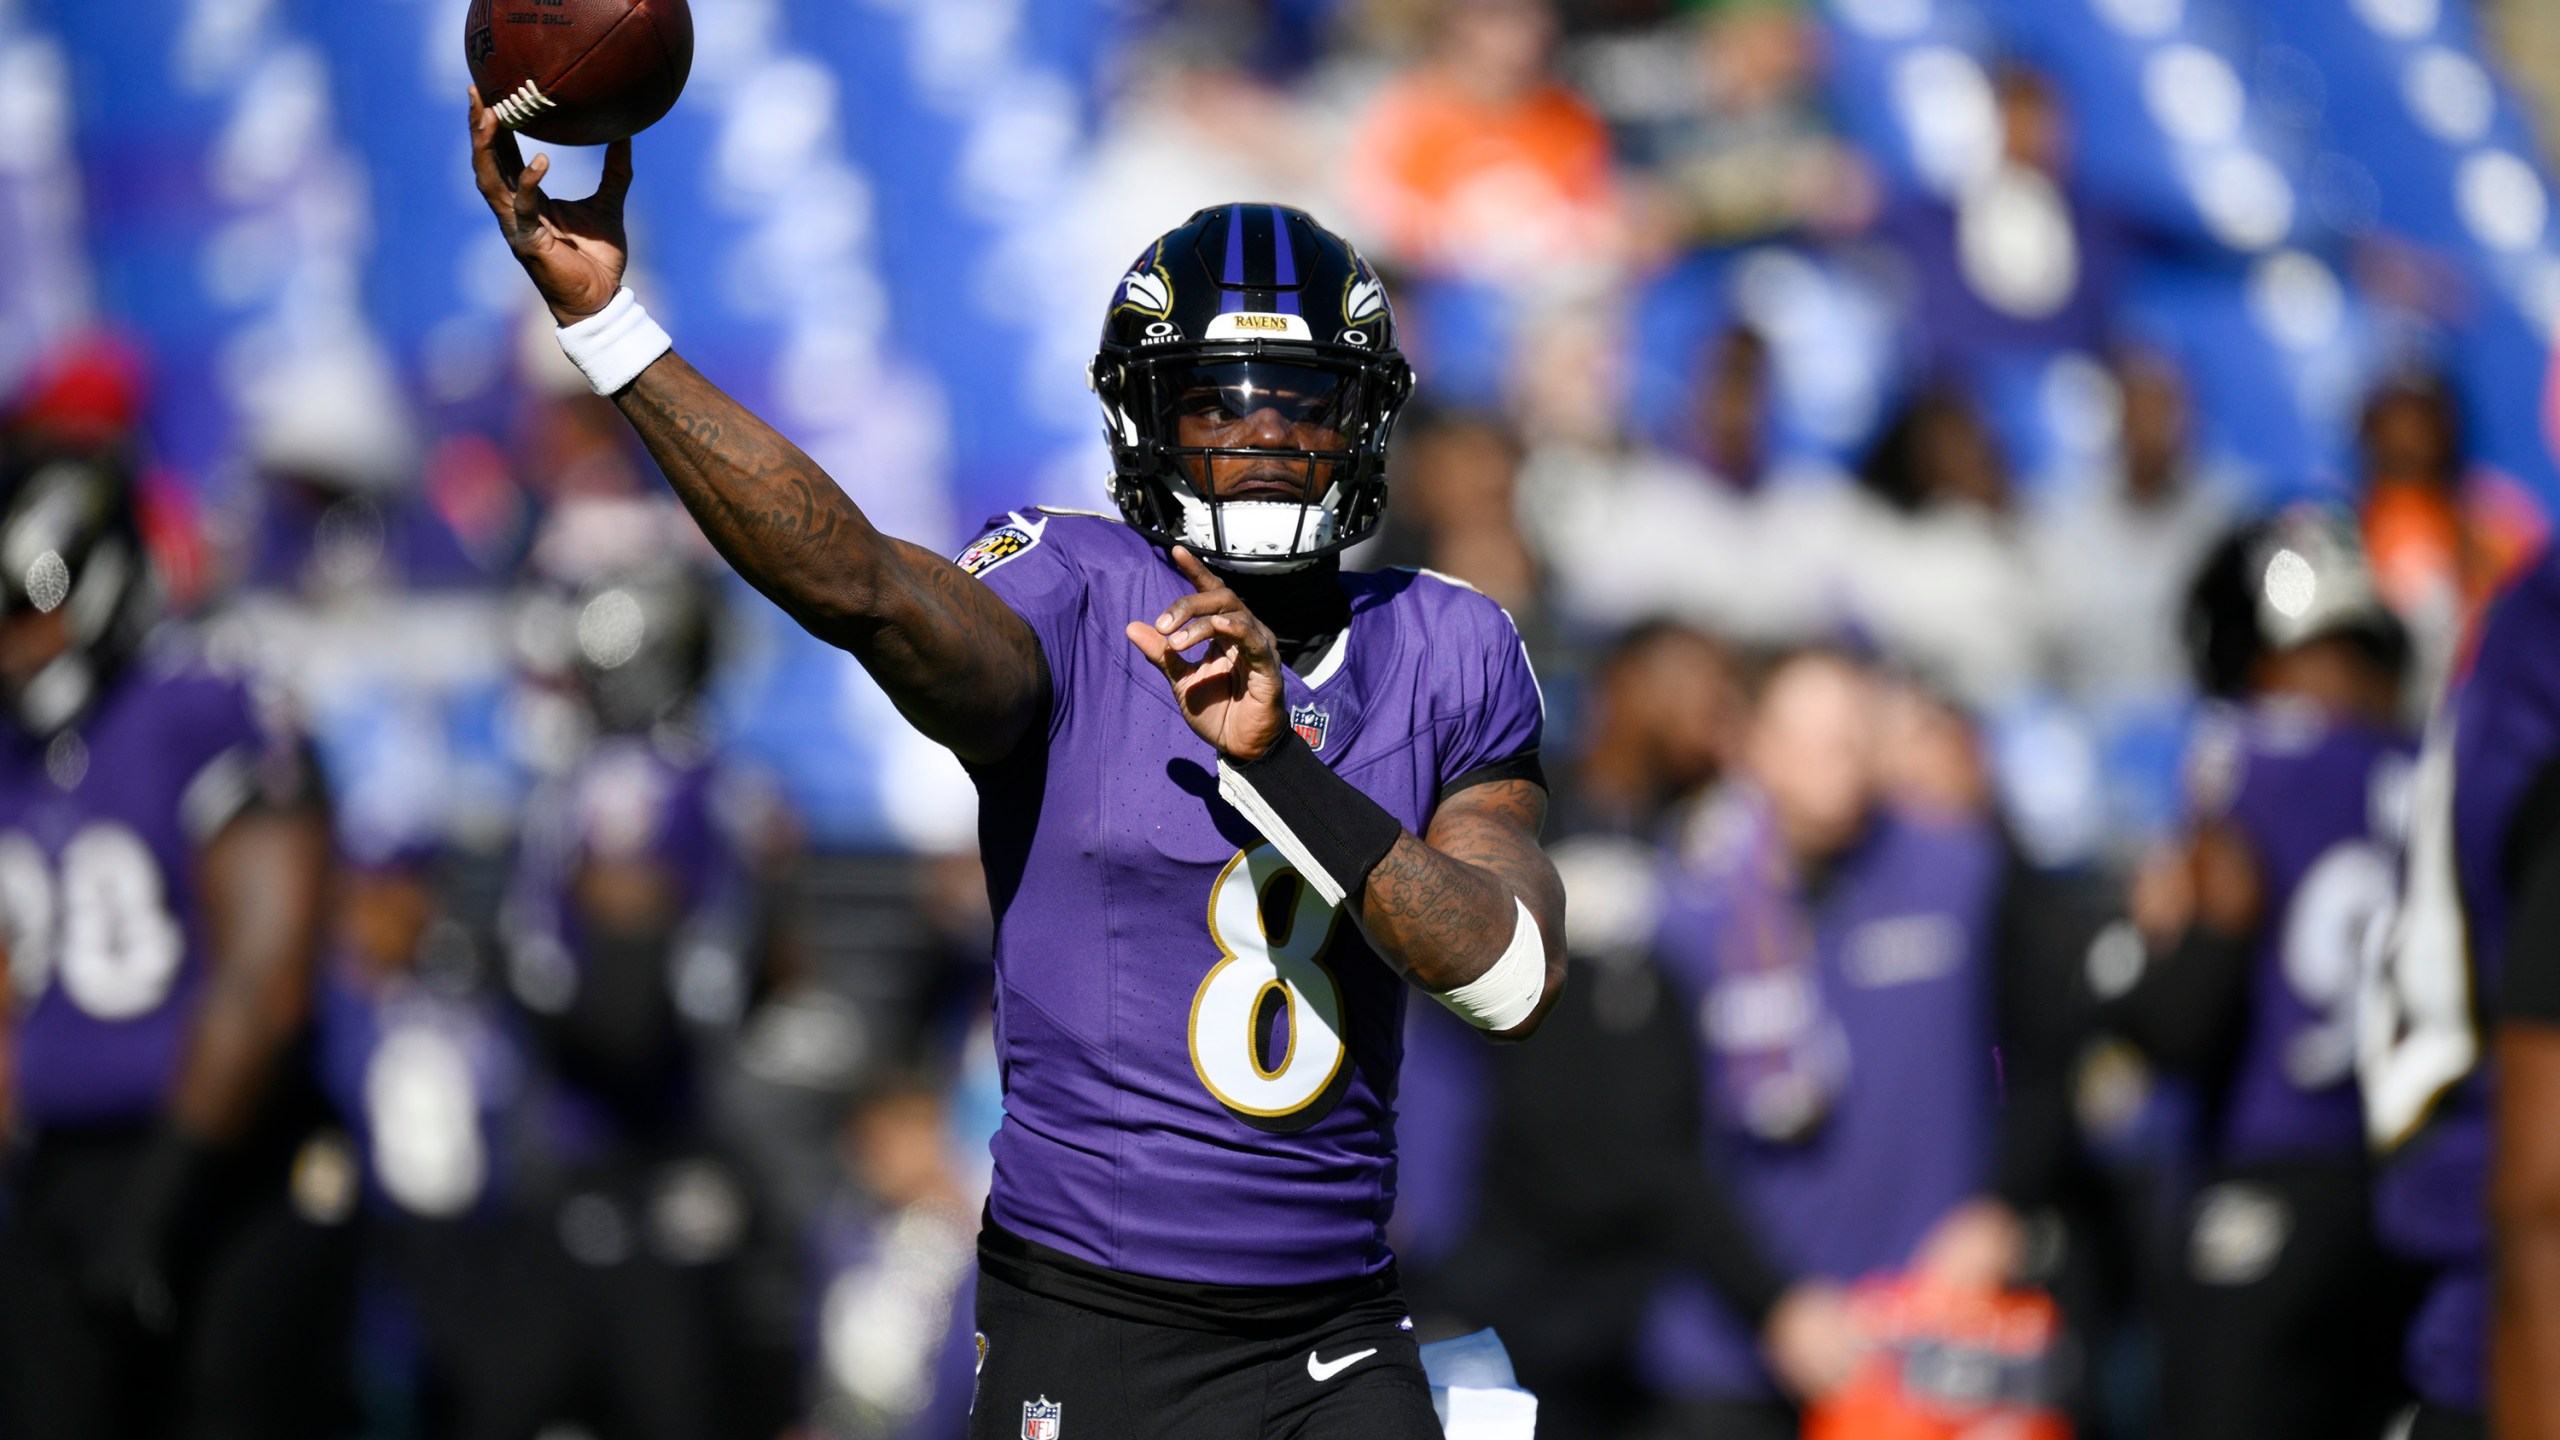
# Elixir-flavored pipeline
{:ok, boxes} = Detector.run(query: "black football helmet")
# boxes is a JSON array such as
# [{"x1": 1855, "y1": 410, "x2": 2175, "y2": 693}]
[
  {"x1": 2183, "y1": 504, "x2": 2406, "y2": 698},
  {"x1": 517, "y1": 561, "x2": 720, "y2": 737},
  {"x1": 1091, "y1": 204, "x2": 1414, "y2": 571},
  {"x1": 0, "y1": 448, "x2": 155, "y2": 736}
]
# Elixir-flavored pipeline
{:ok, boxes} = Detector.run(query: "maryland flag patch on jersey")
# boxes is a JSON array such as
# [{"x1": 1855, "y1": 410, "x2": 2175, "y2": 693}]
[{"x1": 957, "y1": 512, "x2": 1048, "y2": 578}]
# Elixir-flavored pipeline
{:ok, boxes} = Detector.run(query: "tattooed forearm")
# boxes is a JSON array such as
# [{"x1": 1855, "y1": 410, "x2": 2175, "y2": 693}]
[
  {"x1": 614, "y1": 354, "x2": 1048, "y2": 764},
  {"x1": 1354, "y1": 779, "x2": 1566, "y2": 1038}
]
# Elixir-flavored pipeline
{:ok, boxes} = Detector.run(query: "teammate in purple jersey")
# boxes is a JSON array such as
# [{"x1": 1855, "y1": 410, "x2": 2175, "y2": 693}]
[
  {"x1": 2107, "y1": 507, "x2": 2416, "y2": 1438},
  {"x1": 2467, "y1": 542, "x2": 2560, "y2": 1440},
  {"x1": 2365, "y1": 538, "x2": 2560, "y2": 1440},
  {"x1": 1639, "y1": 649, "x2": 2024, "y2": 1437},
  {"x1": 469, "y1": 100, "x2": 1564, "y2": 1438},
  {"x1": 0, "y1": 445, "x2": 347, "y2": 1439}
]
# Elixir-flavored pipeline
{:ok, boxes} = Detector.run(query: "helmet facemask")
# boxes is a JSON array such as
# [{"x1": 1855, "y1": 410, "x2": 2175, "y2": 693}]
[{"x1": 1097, "y1": 350, "x2": 1406, "y2": 572}]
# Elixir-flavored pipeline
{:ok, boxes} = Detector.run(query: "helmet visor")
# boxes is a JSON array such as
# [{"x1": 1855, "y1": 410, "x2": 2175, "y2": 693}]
[{"x1": 1153, "y1": 360, "x2": 1365, "y2": 453}]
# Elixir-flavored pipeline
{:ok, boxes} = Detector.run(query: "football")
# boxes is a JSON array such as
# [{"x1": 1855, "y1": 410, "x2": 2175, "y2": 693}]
[{"x1": 465, "y1": 0, "x2": 693, "y2": 148}]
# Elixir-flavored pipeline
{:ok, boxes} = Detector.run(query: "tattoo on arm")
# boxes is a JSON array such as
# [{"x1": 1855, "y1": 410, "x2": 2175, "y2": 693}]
[
  {"x1": 614, "y1": 354, "x2": 1049, "y2": 765},
  {"x1": 1354, "y1": 779, "x2": 1566, "y2": 1036}
]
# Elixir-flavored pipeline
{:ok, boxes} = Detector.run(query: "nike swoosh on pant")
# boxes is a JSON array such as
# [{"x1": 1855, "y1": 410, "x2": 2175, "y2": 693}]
[{"x1": 1306, "y1": 1347, "x2": 1378, "y2": 1382}]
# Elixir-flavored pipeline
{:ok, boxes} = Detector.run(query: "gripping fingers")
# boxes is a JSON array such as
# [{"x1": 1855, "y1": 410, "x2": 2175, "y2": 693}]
[
  {"x1": 1169, "y1": 546, "x2": 1224, "y2": 592},
  {"x1": 1153, "y1": 584, "x2": 1242, "y2": 636},
  {"x1": 466, "y1": 89, "x2": 533, "y2": 224},
  {"x1": 514, "y1": 152, "x2": 551, "y2": 230},
  {"x1": 1173, "y1": 644, "x2": 1240, "y2": 699},
  {"x1": 1123, "y1": 621, "x2": 1195, "y2": 682},
  {"x1": 1165, "y1": 611, "x2": 1259, "y2": 654},
  {"x1": 598, "y1": 139, "x2": 634, "y2": 212}
]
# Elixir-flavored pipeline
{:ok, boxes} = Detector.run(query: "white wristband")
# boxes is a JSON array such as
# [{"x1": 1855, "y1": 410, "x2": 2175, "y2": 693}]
[
  {"x1": 556, "y1": 287, "x2": 672, "y2": 396},
  {"x1": 1434, "y1": 899, "x2": 1547, "y2": 1032}
]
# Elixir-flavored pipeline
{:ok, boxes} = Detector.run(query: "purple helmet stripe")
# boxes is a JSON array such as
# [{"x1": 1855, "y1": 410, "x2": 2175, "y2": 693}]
[
  {"x1": 1269, "y1": 206, "x2": 1301, "y2": 313},
  {"x1": 1222, "y1": 206, "x2": 1247, "y2": 287},
  {"x1": 1219, "y1": 206, "x2": 1246, "y2": 313},
  {"x1": 1269, "y1": 206, "x2": 1297, "y2": 285}
]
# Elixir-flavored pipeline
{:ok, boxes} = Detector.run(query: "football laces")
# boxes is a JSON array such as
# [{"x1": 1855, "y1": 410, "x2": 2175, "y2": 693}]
[{"x1": 489, "y1": 79, "x2": 558, "y2": 130}]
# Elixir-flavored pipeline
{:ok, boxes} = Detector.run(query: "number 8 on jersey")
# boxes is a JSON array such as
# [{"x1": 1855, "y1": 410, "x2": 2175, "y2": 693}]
[{"x1": 1190, "y1": 845, "x2": 1351, "y2": 1132}]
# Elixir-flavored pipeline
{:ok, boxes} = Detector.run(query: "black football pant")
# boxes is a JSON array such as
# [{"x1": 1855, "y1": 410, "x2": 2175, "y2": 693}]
[
  {"x1": 2396, "y1": 1404, "x2": 2484, "y2": 1440},
  {"x1": 1639, "y1": 1397, "x2": 1798, "y2": 1440},
  {"x1": 388, "y1": 1215, "x2": 733, "y2": 1440},
  {"x1": 2161, "y1": 1161, "x2": 2415, "y2": 1440},
  {"x1": 969, "y1": 1264, "x2": 1442, "y2": 1440},
  {"x1": 0, "y1": 1128, "x2": 358, "y2": 1440}
]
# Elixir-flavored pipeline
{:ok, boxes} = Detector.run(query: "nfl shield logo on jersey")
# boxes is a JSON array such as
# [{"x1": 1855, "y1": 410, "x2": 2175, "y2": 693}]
[
  {"x1": 1022, "y1": 1397, "x2": 1063, "y2": 1439},
  {"x1": 1290, "y1": 702, "x2": 1329, "y2": 751}
]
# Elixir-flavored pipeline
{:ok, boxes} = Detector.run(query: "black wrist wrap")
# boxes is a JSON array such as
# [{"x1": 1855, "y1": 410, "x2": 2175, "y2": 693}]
[{"x1": 1220, "y1": 729, "x2": 1405, "y2": 905}]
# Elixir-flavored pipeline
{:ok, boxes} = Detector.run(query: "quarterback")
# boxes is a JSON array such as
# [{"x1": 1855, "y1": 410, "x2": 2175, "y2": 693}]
[{"x1": 469, "y1": 99, "x2": 1563, "y2": 1438}]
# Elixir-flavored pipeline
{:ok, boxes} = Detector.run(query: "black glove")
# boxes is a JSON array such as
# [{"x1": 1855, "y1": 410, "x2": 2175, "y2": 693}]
[{"x1": 82, "y1": 1127, "x2": 210, "y2": 1333}]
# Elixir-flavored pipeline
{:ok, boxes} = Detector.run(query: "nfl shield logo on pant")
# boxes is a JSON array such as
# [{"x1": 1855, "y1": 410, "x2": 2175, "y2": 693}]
[{"x1": 1022, "y1": 1396, "x2": 1063, "y2": 1439}]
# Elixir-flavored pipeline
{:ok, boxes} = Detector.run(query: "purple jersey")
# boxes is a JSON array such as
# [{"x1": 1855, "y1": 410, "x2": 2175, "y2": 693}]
[
  {"x1": 1640, "y1": 797, "x2": 2004, "y2": 1399},
  {"x1": 0, "y1": 655, "x2": 277, "y2": 1128},
  {"x1": 316, "y1": 961, "x2": 524, "y2": 1219},
  {"x1": 2367, "y1": 546, "x2": 2560, "y2": 1409},
  {"x1": 502, "y1": 733, "x2": 748, "y2": 1154},
  {"x1": 810, "y1": 1197, "x2": 981, "y2": 1439},
  {"x1": 2183, "y1": 701, "x2": 2412, "y2": 1164},
  {"x1": 961, "y1": 509, "x2": 1544, "y2": 1287}
]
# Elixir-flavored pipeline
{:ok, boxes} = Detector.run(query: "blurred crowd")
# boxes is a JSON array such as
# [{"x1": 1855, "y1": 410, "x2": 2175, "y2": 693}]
[{"x1": 3, "y1": 0, "x2": 2560, "y2": 1437}]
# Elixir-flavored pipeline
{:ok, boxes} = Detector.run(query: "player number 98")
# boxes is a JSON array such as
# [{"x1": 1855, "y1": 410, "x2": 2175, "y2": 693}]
[{"x1": 0, "y1": 824, "x2": 186, "y2": 1022}]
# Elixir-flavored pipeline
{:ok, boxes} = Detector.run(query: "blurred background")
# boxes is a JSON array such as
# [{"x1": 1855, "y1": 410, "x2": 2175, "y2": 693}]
[{"x1": 3, "y1": 0, "x2": 2559, "y2": 1435}]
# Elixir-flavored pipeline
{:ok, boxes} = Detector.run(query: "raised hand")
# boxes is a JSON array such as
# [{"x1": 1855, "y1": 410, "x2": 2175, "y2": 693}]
[
  {"x1": 467, "y1": 87, "x2": 630, "y2": 325},
  {"x1": 1125, "y1": 548, "x2": 1288, "y2": 762}
]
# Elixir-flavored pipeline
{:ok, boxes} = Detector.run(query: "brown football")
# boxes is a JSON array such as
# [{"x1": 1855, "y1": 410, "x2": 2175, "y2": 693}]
[{"x1": 465, "y1": 0, "x2": 693, "y2": 148}]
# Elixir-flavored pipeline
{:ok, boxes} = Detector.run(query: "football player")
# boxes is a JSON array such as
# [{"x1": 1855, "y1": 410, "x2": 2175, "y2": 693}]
[
  {"x1": 2108, "y1": 507, "x2": 2415, "y2": 1438},
  {"x1": 489, "y1": 551, "x2": 769, "y2": 1440},
  {"x1": 2475, "y1": 543, "x2": 2560, "y2": 1440},
  {"x1": 468, "y1": 107, "x2": 1561, "y2": 1438},
  {"x1": 0, "y1": 445, "x2": 347, "y2": 1439},
  {"x1": 2367, "y1": 537, "x2": 2560, "y2": 1440},
  {"x1": 1413, "y1": 620, "x2": 1747, "y2": 1437},
  {"x1": 1640, "y1": 648, "x2": 2032, "y2": 1439}
]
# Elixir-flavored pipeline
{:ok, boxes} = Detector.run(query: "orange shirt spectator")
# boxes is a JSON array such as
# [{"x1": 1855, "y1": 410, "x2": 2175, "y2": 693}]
[
  {"x1": 2358, "y1": 373, "x2": 2549, "y2": 692},
  {"x1": 1344, "y1": 0, "x2": 1621, "y2": 288}
]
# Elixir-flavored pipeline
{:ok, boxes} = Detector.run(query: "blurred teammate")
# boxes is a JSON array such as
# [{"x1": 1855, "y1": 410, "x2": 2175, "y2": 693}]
[
  {"x1": 470, "y1": 100, "x2": 1561, "y2": 1437},
  {"x1": 0, "y1": 445, "x2": 347, "y2": 1439},
  {"x1": 1641, "y1": 649, "x2": 2042, "y2": 1439},
  {"x1": 2368, "y1": 538, "x2": 2560, "y2": 1440},
  {"x1": 313, "y1": 836, "x2": 534, "y2": 1440},
  {"x1": 1416, "y1": 620, "x2": 1742, "y2": 1438},
  {"x1": 2471, "y1": 544, "x2": 2560, "y2": 1440},
  {"x1": 808, "y1": 1074, "x2": 982, "y2": 1440},
  {"x1": 489, "y1": 552, "x2": 772, "y2": 1440},
  {"x1": 2109, "y1": 508, "x2": 2415, "y2": 1438}
]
